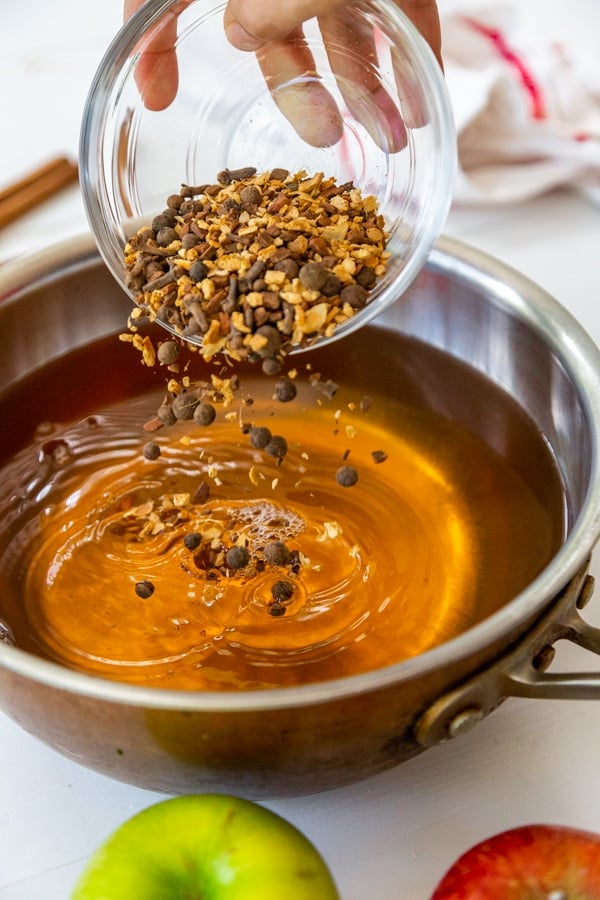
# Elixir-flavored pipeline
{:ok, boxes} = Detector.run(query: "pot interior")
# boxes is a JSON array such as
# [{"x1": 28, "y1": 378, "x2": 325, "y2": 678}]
[{"x1": 0, "y1": 236, "x2": 593, "y2": 693}]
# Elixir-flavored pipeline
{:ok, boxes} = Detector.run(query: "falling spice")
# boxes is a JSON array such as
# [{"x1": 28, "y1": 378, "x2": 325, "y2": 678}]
[
  {"x1": 265, "y1": 435, "x2": 288, "y2": 460},
  {"x1": 119, "y1": 170, "x2": 390, "y2": 603},
  {"x1": 194, "y1": 402, "x2": 217, "y2": 426},
  {"x1": 156, "y1": 340, "x2": 180, "y2": 365},
  {"x1": 273, "y1": 377, "x2": 298, "y2": 403},
  {"x1": 248, "y1": 425, "x2": 272, "y2": 449}
]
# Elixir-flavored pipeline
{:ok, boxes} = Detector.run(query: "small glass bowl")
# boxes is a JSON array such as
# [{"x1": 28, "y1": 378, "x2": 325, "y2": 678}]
[{"x1": 80, "y1": 0, "x2": 456, "y2": 352}]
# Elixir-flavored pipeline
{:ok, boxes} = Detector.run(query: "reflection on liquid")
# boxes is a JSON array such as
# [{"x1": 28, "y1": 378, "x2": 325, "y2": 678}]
[{"x1": 0, "y1": 365, "x2": 564, "y2": 691}]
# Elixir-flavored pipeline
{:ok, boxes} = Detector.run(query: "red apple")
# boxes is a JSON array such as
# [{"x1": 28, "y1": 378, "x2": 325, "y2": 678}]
[
  {"x1": 72, "y1": 794, "x2": 340, "y2": 899},
  {"x1": 431, "y1": 823, "x2": 600, "y2": 899}
]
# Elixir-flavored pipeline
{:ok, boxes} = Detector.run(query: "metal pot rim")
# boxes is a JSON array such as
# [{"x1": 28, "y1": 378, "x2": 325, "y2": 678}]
[{"x1": 1, "y1": 232, "x2": 600, "y2": 711}]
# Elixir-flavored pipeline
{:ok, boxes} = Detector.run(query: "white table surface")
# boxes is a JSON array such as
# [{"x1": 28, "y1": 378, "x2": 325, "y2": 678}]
[{"x1": 1, "y1": 1, "x2": 600, "y2": 897}]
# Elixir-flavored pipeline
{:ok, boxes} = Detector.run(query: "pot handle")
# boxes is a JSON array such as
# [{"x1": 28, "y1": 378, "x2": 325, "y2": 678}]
[{"x1": 415, "y1": 561, "x2": 600, "y2": 748}]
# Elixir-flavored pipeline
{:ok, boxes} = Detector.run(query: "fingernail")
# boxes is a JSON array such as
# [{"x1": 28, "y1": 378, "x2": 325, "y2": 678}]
[
  {"x1": 275, "y1": 84, "x2": 344, "y2": 148},
  {"x1": 371, "y1": 85, "x2": 408, "y2": 152},
  {"x1": 225, "y1": 21, "x2": 262, "y2": 52}
]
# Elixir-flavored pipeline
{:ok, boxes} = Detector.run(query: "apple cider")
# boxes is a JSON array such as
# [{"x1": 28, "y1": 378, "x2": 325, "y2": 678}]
[{"x1": 0, "y1": 327, "x2": 565, "y2": 690}]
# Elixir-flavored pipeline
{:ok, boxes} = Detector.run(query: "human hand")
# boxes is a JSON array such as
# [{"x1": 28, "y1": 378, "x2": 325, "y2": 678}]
[
  {"x1": 223, "y1": 0, "x2": 441, "y2": 66},
  {"x1": 123, "y1": 0, "x2": 442, "y2": 150}
]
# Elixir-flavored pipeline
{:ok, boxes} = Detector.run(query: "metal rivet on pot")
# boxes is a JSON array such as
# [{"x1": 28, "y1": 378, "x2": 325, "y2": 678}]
[
  {"x1": 447, "y1": 706, "x2": 485, "y2": 739},
  {"x1": 576, "y1": 574, "x2": 595, "y2": 610},
  {"x1": 532, "y1": 644, "x2": 556, "y2": 671}
]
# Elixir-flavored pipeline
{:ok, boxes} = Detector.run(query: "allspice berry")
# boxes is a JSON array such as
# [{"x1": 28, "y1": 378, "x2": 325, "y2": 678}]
[
  {"x1": 157, "y1": 341, "x2": 180, "y2": 365},
  {"x1": 183, "y1": 532, "x2": 202, "y2": 550},
  {"x1": 240, "y1": 184, "x2": 262, "y2": 210},
  {"x1": 156, "y1": 226, "x2": 178, "y2": 247},
  {"x1": 135, "y1": 580, "x2": 155, "y2": 599},
  {"x1": 142, "y1": 441, "x2": 161, "y2": 460},
  {"x1": 265, "y1": 436, "x2": 288, "y2": 459},
  {"x1": 264, "y1": 541, "x2": 291, "y2": 566},
  {"x1": 172, "y1": 391, "x2": 199, "y2": 420},
  {"x1": 273, "y1": 378, "x2": 297, "y2": 403},
  {"x1": 299, "y1": 261, "x2": 328, "y2": 291},
  {"x1": 340, "y1": 284, "x2": 369, "y2": 309},
  {"x1": 249, "y1": 426, "x2": 272, "y2": 449},
  {"x1": 194, "y1": 402, "x2": 217, "y2": 427},
  {"x1": 226, "y1": 546, "x2": 250, "y2": 570},
  {"x1": 336, "y1": 465, "x2": 359, "y2": 487}
]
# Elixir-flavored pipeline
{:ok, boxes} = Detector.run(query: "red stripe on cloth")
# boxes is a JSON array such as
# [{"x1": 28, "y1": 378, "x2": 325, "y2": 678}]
[{"x1": 463, "y1": 17, "x2": 546, "y2": 119}]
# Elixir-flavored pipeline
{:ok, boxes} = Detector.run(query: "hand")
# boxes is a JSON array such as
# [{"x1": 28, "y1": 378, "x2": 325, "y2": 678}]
[
  {"x1": 223, "y1": 0, "x2": 441, "y2": 64},
  {"x1": 124, "y1": 0, "x2": 442, "y2": 150}
]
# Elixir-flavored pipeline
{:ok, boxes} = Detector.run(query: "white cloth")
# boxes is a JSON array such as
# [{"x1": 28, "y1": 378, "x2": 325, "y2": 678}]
[{"x1": 440, "y1": 3, "x2": 600, "y2": 205}]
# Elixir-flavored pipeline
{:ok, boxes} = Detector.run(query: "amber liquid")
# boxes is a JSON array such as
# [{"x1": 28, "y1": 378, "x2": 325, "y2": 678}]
[{"x1": 0, "y1": 328, "x2": 565, "y2": 690}]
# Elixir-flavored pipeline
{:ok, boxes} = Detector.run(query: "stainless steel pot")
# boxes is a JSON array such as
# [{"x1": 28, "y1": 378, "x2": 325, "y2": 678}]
[{"x1": 1, "y1": 233, "x2": 600, "y2": 798}]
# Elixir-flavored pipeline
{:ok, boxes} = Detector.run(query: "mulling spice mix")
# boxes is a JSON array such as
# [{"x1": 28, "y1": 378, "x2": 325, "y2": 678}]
[
  {"x1": 118, "y1": 167, "x2": 392, "y2": 610},
  {"x1": 122, "y1": 166, "x2": 390, "y2": 367}
]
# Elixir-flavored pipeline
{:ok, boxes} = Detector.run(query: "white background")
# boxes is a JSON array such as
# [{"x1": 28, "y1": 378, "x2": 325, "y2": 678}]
[{"x1": 1, "y1": 1, "x2": 600, "y2": 897}]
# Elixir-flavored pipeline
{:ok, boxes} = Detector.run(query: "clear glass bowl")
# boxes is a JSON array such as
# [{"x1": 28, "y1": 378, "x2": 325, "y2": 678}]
[{"x1": 80, "y1": 0, "x2": 456, "y2": 352}]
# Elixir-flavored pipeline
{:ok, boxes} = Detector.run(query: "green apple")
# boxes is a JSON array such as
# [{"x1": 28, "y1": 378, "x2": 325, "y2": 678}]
[{"x1": 72, "y1": 793, "x2": 340, "y2": 900}]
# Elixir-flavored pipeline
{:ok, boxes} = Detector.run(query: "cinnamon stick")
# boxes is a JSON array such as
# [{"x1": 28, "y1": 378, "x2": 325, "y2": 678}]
[{"x1": 0, "y1": 156, "x2": 79, "y2": 229}]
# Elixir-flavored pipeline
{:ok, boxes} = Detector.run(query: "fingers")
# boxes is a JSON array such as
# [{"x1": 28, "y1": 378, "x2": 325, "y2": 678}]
[
  {"x1": 390, "y1": 46, "x2": 429, "y2": 129},
  {"x1": 124, "y1": 0, "x2": 442, "y2": 146},
  {"x1": 227, "y1": 0, "x2": 407, "y2": 151},
  {"x1": 224, "y1": 0, "x2": 347, "y2": 50},
  {"x1": 225, "y1": 0, "x2": 346, "y2": 148},
  {"x1": 225, "y1": 0, "x2": 442, "y2": 69},
  {"x1": 318, "y1": 11, "x2": 407, "y2": 152},
  {"x1": 398, "y1": 0, "x2": 443, "y2": 70},
  {"x1": 255, "y1": 28, "x2": 344, "y2": 147},
  {"x1": 225, "y1": 0, "x2": 441, "y2": 150},
  {"x1": 392, "y1": 0, "x2": 443, "y2": 129},
  {"x1": 124, "y1": 0, "x2": 180, "y2": 111}
]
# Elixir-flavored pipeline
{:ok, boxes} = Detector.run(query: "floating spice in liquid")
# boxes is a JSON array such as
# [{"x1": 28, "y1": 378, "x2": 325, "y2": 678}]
[{"x1": 0, "y1": 328, "x2": 565, "y2": 691}]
